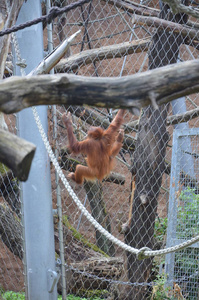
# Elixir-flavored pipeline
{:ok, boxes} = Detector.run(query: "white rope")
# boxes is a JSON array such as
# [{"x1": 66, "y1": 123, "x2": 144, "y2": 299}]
[
  {"x1": 32, "y1": 106, "x2": 199, "y2": 259},
  {"x1": 12, "y1": 32, "x2": 26, "y2": 77},
  {"x1": 32, "y1": 106, "x2": 140, "y2": 256}
]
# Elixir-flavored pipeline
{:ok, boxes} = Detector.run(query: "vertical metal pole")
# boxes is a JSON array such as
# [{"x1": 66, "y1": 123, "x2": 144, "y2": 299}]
[
  {"x1": 14, "y1": 1, "x2": 57, "y2": 299},
  {"x1": 165, "y1": 130, "x2": 179, "y2": 288},
  {"x1": 172, "y1": 97, "x2": 195, "y2": 178},
  {"x1": 165, "y1": 97, "x2": 195, "y2": 288},
  {"x1": 46, "y1": 0, "x2": 67, "y2": 298}
]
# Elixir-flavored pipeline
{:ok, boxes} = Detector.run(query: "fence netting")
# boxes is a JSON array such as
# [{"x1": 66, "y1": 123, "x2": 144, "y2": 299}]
[{"x1": 0, "y1": 0, "x2": 199, "y2": 299}]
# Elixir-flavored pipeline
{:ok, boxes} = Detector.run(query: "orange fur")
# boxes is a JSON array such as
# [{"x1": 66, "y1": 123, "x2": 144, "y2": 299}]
[{"x1": 62, "y1": 110, "x2": 125, "y2": 184}]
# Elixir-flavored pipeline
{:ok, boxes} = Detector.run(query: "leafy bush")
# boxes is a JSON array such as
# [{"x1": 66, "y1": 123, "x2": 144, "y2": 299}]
[
  {"x1": 177, "y1": 187, "x2": 199, "y2": 239},
  {"x1": 175, "y1": 187, "x2": 199, "y2": 299},
  {"x1": 2, "y1": 291, "x2": 25, "y2": 300},
  {"x1": 1, "y1": 291, "x2": 103, "y2": 300},
  {"x1": 154, "y1": 216, "x2": 167, "y2": 243}
]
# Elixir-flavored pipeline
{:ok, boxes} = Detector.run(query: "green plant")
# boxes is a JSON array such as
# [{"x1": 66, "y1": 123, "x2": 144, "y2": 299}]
[
  {"x1": 151, "y1": 274, "x2": 170, "y2": 300},
  {"x1": 151, "y1": 273, "x2": 182, "y2": 300},
  {"x1": 66, "y1": 296, "x2": 87, "y2": 300},
  {"x1": 175, "y1": 187, "x2": 199, "y2": 299},
  {"x1": 177, "y1": 187, "x2": 199, "y2": 239},
  {"x1": 1, "y1": 292, "x2": 104, "y2": 300},
  {"x1": 2, "y1": 291, "x2": 25, "y2": 300},
  {"x1": 154, "y1": 216, "x2": 167, "y2": 243}
]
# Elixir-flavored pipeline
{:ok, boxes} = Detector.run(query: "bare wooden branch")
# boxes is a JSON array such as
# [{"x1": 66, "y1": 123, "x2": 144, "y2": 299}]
[
  {"x1": 184, "y1": 37, "x2": 199, "y2": 51},
  {"x1": 56, "y1": 38, "x2": 150, "y2": 72},
  {"x1": 101, "y1": 0, "x2": 159, "y2": 17},
  {"x1": 162, "y1": 0, "x2": 199, "y2": 19},
  {"x1": 133, "y1": 14, "x2": 199, "y2": 41},
  {"x1": 188, "y1": 20, "x2": 199, "y2": 30},
  {"x1": 0, "y1": 129, "x2": 36, "y2": 181},
  {"x1": 103, "y1": 0, "x2": 199, "y2": 30},
  {"x1": 29, "y1": 30, "x2": 81, "y2": 76},
  {"x1": 60, "y1": 154, "x2": 125, "y2": 185},
  {"x1": 67, "y1": 106, "x2": 136, "y2": 150},
  {"x1": 167, "y1": 106, "x2": 199, "y2": 125},
  {"x1": 67, "y1": 106, "x2": 134, "y2": 133},
  {"x1": 128, "y1": 107, "x2": 199, "y2": 129},
  {"x1": 66, "y1": 257, "x2": 123, "y2": 292},
  {"x1": 126, "y1": 3, "x2": 189, "y2": 294},
  {"x1": 83, "y1": 181, "x2": 116, "y2": 256},
  {"x1": 1, "y1": 59, "x2": 199, "y2": 113},
  {"x1": 0, "y1": 0, "x2": 24, "y2": 78},
  {"x1": 0, "y1": 1, "x2": 24, "y2": 132},
  {"x1": 104, "y1": 172, "x2": 125, "y2": 185}
]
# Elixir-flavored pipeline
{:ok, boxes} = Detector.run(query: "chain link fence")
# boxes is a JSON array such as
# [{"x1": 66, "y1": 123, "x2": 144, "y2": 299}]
[
  {"x1": 0, "y1": 0, "x2": 199, "y2": 299},
  {"x1": 0, "y1": 113, "x2": 24, "y2": 293}
]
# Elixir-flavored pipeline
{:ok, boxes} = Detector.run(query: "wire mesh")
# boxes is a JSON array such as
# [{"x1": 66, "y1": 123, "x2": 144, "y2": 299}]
[
  {"x1": 0, "y1": 6, "x2": 26, "y2": 296},
  {"x1": 165, "y1": 129, "x2": 199, "y2": 300},
  {"x1": 48, "y1": 0, "x2": 199, "y2": 299},
  {"x1": 0, "y1": 112, "x2": 25, "y2": 293},
  {"x1": 47, "y1": 1, "x2": 198, "y2": 299},
  {"x1": 1, "y1": 0, "x2": 199, "y2": 299}
]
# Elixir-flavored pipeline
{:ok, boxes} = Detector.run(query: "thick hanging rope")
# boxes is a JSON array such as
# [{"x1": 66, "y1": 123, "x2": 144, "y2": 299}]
[
  {"x1": 32, "y1": 106, "x2": 199, "y2": 259},
  {"x1": 0, "y1": 0, "x2": 91, "y2": 37}
]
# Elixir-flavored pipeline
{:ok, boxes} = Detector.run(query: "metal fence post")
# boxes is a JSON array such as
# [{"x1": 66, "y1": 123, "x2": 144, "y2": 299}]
[
  {"x1": 172, "y1": 98, "x2": 195, "y2": 178},
  {"x1": 14, "y1": 0, "x2": 58, "y2": 299}
]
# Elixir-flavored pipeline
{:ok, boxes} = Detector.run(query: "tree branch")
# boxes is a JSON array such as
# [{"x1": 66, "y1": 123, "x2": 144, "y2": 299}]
[
  {"x1": 66, "y1": 106, "x2": 136, "y2": 150},
  {"x1": 0, "y1": 0, "x2": 24, "y2": 78},
  {"x1": 133, "y1": 14, "x2": 199, "y2": 41},
  {"x1": 1, "y1": 59, "x2": 199, "y2": 113},
  {"x1": 105, "y1": 0, "x2": 199, "y2": 29},
  {"x1": 0, "y1": 32, "x2": 80, "y2": 181},
  {"x1": 56, "y1": 38, "x2": 150, "y2": 72},
  {"x1": 60, "y1": 155, "x2": 125, "y2": 184},
  {"x1": 29, "y1": 30, "x2": 81, "y2": 76},
  {"x1": 162, "y1": 0, "x2": 199, "y2": 19},
  {"x1": 101, "y1": 0, "x2": 159, "y2": 17},
  {"x1": 127, "y1": 106, "x2": 199, "y2": 130},
  {"x1": 184, "y1": 37, "x2": 199, "y2": 51},
  {"x1": 167, "y1": 106, "x2": 199, "y2": 125}
]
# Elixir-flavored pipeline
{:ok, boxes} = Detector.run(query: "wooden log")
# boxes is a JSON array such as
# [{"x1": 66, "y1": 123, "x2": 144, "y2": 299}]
[
  {"x1": 83, "y1": 181, "x2": 116, "y2": 256},
  {"x1": 103, "y1": 172, "x2": 125, "y2": 185},
  {"x1": 103, "y1": 0, "x2": 199, "y2": 30},
  {"x1": 0, "y1": 129, "x2": 36, "y2": 181},
  {"x1": 1, "y1": 58, "x2": 199, "y2": 113},
  {"x1": 127, "y1": 106, "x2": 199, "y2": 129},
  {"x1": 101, "y1": 0, "x2": 159, "y2": 17},
  {"x1": 60, "y1": 155, "x2": 125, "y2": 185},
  {"x1": 167, "y1": 106, "x2": 199, "y2": 126},
  {"x1": 162, "y1": 0, "x2": 199, "y2": 19},
  {"x1": 185, "y1": 38, "x2": 199, "y2": 51},
  {"x1": 67, "y1": 106, "x2": 134, "y2": 134},
  {"x1": 29, "y1": 30, "x2": 81, "y2": 76},
  {"x1": 125, "y1": 2, "x2": 189, "y2": 299},
  {"x1": 0, "y1": 0, "x2": 24, "y2": 78},
  {"x1": 56, "y1": 38, "x2": 150, "y2": 72},
  {"x1": 66, "y1": 257, "x2": 123, "y2": 292},
  {"x1": 133, "y1": 14, "x2": 199, "y2": 41},
  {"x1": 66, "y1": 106, "x2": 136, "y2": 150}
]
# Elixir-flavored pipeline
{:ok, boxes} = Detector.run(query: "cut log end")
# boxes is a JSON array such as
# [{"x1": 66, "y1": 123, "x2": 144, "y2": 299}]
[
  {"x1": 0, "y1": 129, "x2": 36, "y2": 181},
  {"x1": 17, "y1": 148, "x2": 36, "y2": 181}
]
